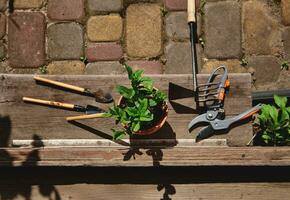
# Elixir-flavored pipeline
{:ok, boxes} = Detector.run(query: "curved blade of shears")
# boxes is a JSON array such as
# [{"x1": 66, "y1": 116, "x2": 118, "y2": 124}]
[
  {"x1": 188, "y1": 114, "x2": 208, "y2": 131},
  {"x1": 196, "y1": 125, "x2": 215, "y2": 142}
]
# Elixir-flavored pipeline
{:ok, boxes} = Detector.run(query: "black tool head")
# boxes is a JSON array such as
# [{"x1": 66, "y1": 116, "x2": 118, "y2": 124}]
[{"x1": 85, "y1": 105, "x2": 105, "y2": 114}]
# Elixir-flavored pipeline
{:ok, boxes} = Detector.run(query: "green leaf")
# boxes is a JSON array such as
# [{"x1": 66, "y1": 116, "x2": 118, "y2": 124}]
[
  {"x1": 139, "y1": 98, "x2": 148, "y2": 113},
  {"x1": 125, "y1": 107, "x2": 139, "y2": 116},
  {"x1": 112, "y1": 129, "x2": 126, "y2": 140},
  {"x1": 124, "y1": 64, "x2": 133, "y2": 80},
  {"x1": 140, "y1": 114, "x2": 153, "y2": 122},
  {"x1": 132, "y1": 121, "x2": 141, "y2": 132},
  {"x1": 116, "y1": 85, "x2": 135, "y2": 99},
  {"x1": 132, "y1": 70, "x2": 144, "y2": 81},
  {"x1": 140, "y1": 77, "x2": 153, "y2": 91},
  {"x1": 286, "y1": 107, "x2": 290, "y2": 114},
  {"x1": 269, "y1": 106, "x2": 278, "y2": 123},
  {"x1": 149, "y1": 99, "x2": 157, "y2": 107},
  {"x1": 280, "y1": 109, "x2": 289, "y2": 124},
  {"x1": 274, "y1": 95, "x2": 287, "y2": 109}
]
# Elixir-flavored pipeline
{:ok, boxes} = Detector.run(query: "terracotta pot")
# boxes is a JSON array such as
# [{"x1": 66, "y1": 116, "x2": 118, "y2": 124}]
[{"x1": 117, "y1": 96, "x2": 169, "y2": 136}]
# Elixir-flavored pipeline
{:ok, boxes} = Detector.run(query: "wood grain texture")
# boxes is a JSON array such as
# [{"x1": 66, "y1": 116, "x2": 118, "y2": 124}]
[
  {"x1": 1, "y1": 146, "x2": 290, "y2": 167},
  {"x1": 1, "y1": 183, "x2": 290, "y2": 200},
  {"x1": 0, "y1": 74, "x2": 252, "y2": 146}
]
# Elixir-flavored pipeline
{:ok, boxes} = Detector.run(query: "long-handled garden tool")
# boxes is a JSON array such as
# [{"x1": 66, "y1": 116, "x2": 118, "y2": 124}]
[
  {"x1": 188, "y1": 0, "x2": 198, "y2": 93},
  {"x1": 23, "y1": 97, "x2": 104, "y2": 114},
  {"x1": 34, "y1": 76, "x2": 113, "y2": 103}
]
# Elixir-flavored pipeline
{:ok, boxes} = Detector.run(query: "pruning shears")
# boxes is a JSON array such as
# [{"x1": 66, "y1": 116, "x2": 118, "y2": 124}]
[{"x1": 188, "y1": 66, "x2": 263, "y2": 141}]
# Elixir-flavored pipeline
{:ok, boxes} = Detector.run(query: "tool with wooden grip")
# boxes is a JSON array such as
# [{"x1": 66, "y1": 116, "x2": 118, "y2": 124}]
[
  {"x1": 188, "y1": 0, "x2": 198, "y2": 93},
  {"x1": 34, "y1": 76, "x2": 113, "y2": 103},
  {"x1": 66, "y1": 113, "x2": 107, "y2": 121},
  {"x1": 23, "y1": 97, "x2": 104, "y2": 114}
]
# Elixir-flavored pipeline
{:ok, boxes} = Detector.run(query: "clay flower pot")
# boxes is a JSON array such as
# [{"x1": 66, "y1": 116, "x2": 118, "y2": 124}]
[{"x1": 117, "y1": 96, "x2": 169, "y2": 136}]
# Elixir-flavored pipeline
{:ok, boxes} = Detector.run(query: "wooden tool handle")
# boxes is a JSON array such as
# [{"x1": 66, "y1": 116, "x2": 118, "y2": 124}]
[
  {"x1": 34, "y1": 76, "x2": 85, "y2": 93},
  {"x1": 66, "y1": 113, "x2": 106, "y2": 121},
  {"x1": 23, "y1": 97, "x2": 75, "y2": 109},
  {"x1": 188, "y1": 0, "x2": 196, "y2": 23}
]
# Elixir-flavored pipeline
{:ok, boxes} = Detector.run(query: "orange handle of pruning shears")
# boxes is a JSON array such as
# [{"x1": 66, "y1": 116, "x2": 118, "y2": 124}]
[{"x1": 217, "y1": 79, "x2": 230, "y2": 101}]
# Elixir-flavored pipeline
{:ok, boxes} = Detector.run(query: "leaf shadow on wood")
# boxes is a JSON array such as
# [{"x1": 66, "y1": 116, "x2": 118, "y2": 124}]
[
  {"x1": 0, "y1": 117, "x2": 61, "y2": 200},
  {"x1": 122, "y1": 122, "x2": 177, "y2": 167},
  {"x1": 157, "y1": 184, "x2": 176, "y2": 200}
]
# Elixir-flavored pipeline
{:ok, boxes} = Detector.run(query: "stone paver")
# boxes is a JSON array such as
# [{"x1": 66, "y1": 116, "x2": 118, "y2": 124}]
[
  {"x1": 87, "y1": 0, "x2": 122, "y2": 12},
  {"x1": 277, "y1": 71, "x2": 290, "y2": 89},
  {"x1": 0, "y1": 14, "x2": 5, "y2": 39},
  {"x1": 166, "y1": 12, "x2": 189, "y2": 39},
  {"x1": 127, "y1": 61, "x2": 163, "y2": 74},
  {"x1": 164, "y1": 42, "x2": 192, "y2": 74},
  {"x1": 243, "y1": 0, "x2": 281, "y2": 55},
  {"x1": 164, "y1": 0, "x2": 187, "y2": 11},
  {"x1": 86, "y1": 61, "x2": 125, "y2": 75},
  {"x1": 204, "y1": 1, "x2": 241, "y2": 59},
  {"x1": 0, "y1": 0, "x2": 6, "y2": 11},
  {"x1": 48, "y1": 0, "x2": 84, "y2": 21},
  {"x1": 47, "y1": 61, "x2": 85, "y2": 75},
  {"x1": 8, "y1": 12, "x2": 45, "y2": 68},
  {"x1": 86, "y1": 43, "x2": 123, "y2": 62},
  {"x1": 283, "y1": 27, "x2": 290, "y2": 60},
  {"x1": 201, "y1": 60, "x2": 247, "y2": 74},
  {"x1": 126, "y1": 4, "x2": 162, "y2": 58},
  {"x1": 47, "y1": 23, "x2": 84, "y2": 60},
  {"x1": 282, "y1": 0, "x2": 290, "y2": 26},
  {"x1": 248, "y1": 56, "x2": 280, "y2": 86},
  {"x1": 87, "y1": 15, "x2": 123, "y2": 42},
  {"x1": 14, "y1": 0, "x2": 43, "y2": 9}
]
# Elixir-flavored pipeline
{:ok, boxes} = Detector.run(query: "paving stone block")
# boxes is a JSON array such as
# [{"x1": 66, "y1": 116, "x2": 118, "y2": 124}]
[
  {"x1": 48, "y1": 0, "x2": 84, "y2": 21},
  {"x1": 164, "y1": 41, "x2": 192, "y2": 74},
  {"x1": 87, "y1": 15, "x2": 123, "y2": 42},
  {"x1": 47, "y1": 61, "x2": 85, "y2": 75},
  {"x1": 248, "y1": 56, "x2": 280, "y2": 86},
  {"x1": 126, "y1": 4, "x2": 162, "y2": 58},
  {"x1": 282, "y1": 0, "x2": 290, "y2": 26},
  {"x1": 86, "y1": 43, "x2": 123, "y2": 62},
  {"x1": 127, "y1": 61, "x2": 163, "y2": 74},
  {"x1": 166, "y1": 12, "x2": 189, "y2": 39},
  {"x1": 277, "y1": 71, "x2": 290, "y2": 89},
  {"x1": 87, "y1": 0, "x2": 122, "y2": 12},
  {"x1": 14, "y1": 0, "x2": 43, "y2": 9},
  {"x1": 48, "y1": 23, "x2": 84, "y2": 60},
  {"x1": 0, "y1": 0, "x2": 7, "y2": 11},
  {"x1": 8, "y1": 12, "x2": 45, "y2": 68},
  {"x1": 243, "y1": 0, "x2": 281, "y2": 55},
  {"x1": 201, "y1": 60, "x2": 247, "y2": 74},
  {"x1": 204, "y1": 1, "x2": 241, "y2": 59},
  {"x1": 86, "y1": 61, "x2": 125, "y2": 75},
  {"x1": 0, "y1": 14, "x2": 5, "y2": 39},
  {"x1": 283, "y1": 27, "x2": 290, "y2": 60},
  {"x1": 164, "y1": 0, "x2": 187, "y2": 11}
]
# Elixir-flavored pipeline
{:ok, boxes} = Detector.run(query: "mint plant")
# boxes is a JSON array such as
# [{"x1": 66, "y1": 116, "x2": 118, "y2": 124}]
[
  {"x1": 254, "y1": 95, "x2": 290, "y2": 145},
  {"x1": 106, "y1": 65, "x2": 167, "y2": 140}
]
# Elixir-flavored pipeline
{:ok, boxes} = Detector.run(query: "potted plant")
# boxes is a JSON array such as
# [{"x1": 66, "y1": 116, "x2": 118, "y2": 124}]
[
  {"x1": 105, "y1": 65, "x2": 168, "y2": 140},
  {"x1": 254, "y1": 95, "x2": 290, "y2": 146}
]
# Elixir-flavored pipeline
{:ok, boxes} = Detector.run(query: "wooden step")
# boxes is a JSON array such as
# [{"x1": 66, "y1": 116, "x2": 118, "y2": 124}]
[
  {"x1": 0, "y1": 74, "x2": 252, "y2": 147},
  {"x1": 0, "y1": 146, "x2": 290, "y2": 167}
]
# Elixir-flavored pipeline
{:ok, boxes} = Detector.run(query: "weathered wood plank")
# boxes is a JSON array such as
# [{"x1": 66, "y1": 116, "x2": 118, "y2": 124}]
[
  {"x1": 1, "y1": 183, "x2": 290, "y2": 200},
  {"x1": 0, "y1": 74, "x2": 252, "y2": 146},
  {"x1": 1, "y1": 146, "x2": 290, "y2": 167}
]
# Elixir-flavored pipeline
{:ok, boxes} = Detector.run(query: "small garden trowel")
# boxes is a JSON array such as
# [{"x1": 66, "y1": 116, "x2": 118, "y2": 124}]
[{"x1": 23, "y1": 97, "x2": 104, "y2": 114}]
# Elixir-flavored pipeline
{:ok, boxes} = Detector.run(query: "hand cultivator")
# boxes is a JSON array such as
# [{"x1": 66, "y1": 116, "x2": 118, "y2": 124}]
[{"x1": 187, "y1": 0, "x2": 262, "y2": 141}]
